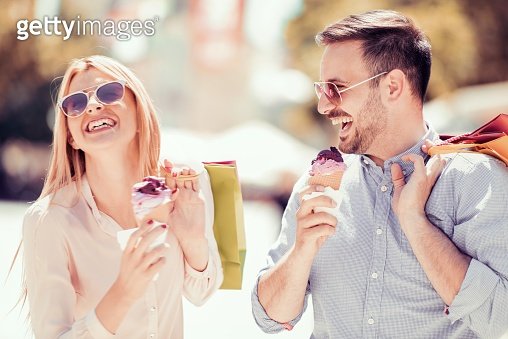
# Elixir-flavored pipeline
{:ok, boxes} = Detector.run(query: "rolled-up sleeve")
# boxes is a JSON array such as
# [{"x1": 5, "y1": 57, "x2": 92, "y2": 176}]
[
  {"x1": 251, "y1": 174, "x2": 311, "y2": 333},
  {"x1": 447, "y1": 156, "x2": 508, "y2": 338},
  {"x1": 23, "y1": 204, "x2": 115, "y2": 339},
  {"x1": 182, "y1": 171, "x2": 223, "y2": 306}
]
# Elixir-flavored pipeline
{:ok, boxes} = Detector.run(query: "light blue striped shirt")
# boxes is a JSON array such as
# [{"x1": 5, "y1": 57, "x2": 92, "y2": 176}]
[{"x1": 252, "y1": 127, "x2": 508, "y2": 338}]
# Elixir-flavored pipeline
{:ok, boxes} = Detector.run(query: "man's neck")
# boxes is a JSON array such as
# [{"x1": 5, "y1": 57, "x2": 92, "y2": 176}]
[{"x1": 366, "y1": 120, "x2": 428, "y2": 167}]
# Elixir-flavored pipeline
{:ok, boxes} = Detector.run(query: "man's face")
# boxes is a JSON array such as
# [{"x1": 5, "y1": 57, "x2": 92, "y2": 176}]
[{"x1": 318, "y1": 40, "x2": 387, "y2": 155}]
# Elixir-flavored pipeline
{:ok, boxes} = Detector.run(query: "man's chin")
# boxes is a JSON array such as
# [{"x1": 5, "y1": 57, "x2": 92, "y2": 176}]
[
  {"x1": 338, "y1": 140, "x2": 365, "y2": 155},
  {"x1": 337, "y1": 143, "x2": 353, "y2": 154}
]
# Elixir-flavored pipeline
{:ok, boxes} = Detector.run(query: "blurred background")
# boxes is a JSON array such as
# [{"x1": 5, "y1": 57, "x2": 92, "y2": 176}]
[{"x1": 1, "y1": 0, "x2": 507, "y2": 338}]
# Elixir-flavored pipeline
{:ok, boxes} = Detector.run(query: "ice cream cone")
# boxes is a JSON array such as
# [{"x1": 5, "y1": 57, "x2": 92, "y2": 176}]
[
  {"x1": 136, "y1": 201, "x2": 171, "y2": 225},
  {"x1": 308, "y1": 170, "x2": 344, "y2": 190},
  {"x1": 308, "y1": 147, "x2": 346, "y2": 190},
  {"x1": 159, "y1": 164, "x2": 199, "y2": 186},
  {"x1": 132, "y1": 176, "x2": 172, "y2": 226}
]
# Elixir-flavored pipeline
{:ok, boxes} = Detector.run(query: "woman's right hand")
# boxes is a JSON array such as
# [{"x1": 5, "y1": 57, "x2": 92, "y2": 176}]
[
  {"x1": 114, "y1": 221, "x2": 169, "y2": 302},
  {"x1": 95, "y1": 221, "x2": 169, "y2": 334}
]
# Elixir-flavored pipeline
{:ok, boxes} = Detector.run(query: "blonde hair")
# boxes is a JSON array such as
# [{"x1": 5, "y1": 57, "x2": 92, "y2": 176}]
[{"x1": 40, "y1": 55, "x2": 161, "y2": 199}]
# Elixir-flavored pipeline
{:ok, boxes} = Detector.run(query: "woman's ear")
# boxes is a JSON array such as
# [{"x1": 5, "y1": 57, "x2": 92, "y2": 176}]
[{"x1": 67, "y1": 132, "x2": 79, "y2": 150}]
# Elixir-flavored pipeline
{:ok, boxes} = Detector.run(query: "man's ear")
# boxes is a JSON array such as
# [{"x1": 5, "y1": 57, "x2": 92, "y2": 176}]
[{"x1": 384, "y1": 69, "x2": 405, "y2": 101}]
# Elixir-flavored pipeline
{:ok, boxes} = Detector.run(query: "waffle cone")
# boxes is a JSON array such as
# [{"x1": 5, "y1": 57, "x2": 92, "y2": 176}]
[
  {"x1": 308, "y1": 170, "x2": 344, "y2": 190},
  {"x1": 159, "y1": 164, "x2": 199, "y2": 186}
]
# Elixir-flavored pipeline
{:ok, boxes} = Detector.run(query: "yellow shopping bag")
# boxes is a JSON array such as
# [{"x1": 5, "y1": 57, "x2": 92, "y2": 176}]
[{"x1": 204, "y1": 161, "x2": 246, "y2": 290}]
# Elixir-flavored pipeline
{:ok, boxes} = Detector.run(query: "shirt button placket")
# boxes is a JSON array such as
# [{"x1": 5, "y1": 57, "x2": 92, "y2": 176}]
[
  {"x1": 364, "y1": 181, "x2": 390, "y2": 338},
  {"x1": 147, "y1": 284, "x2": 158, "y2": 338}
]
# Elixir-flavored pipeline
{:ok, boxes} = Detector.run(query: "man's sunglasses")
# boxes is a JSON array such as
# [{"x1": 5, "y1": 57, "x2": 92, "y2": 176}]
[
  {"x1": 58, "y1": 80, "x2": 126, "y2": 117},
  {"x1": 314, "y1": 72, "x2": 387, "y2": 105}
]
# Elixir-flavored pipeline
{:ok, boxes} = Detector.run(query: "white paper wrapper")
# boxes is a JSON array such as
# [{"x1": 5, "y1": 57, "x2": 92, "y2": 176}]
[
  {"x1": 302, "y1": 186, "x2": 342, "y2": 219},
  {"x1": 116, "y1": 222, "x2": 169, "y2": 281}
]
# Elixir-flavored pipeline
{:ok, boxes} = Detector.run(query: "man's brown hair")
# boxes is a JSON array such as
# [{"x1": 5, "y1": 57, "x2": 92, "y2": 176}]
[{"x1": 316, "y1": 10, "x2": 431, "y2": 102}]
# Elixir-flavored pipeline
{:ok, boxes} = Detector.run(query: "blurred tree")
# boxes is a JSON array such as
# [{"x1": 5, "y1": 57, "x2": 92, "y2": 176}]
[
  {"x1": 285, "y1": 0, "x2": 479, "y2": 100},
  {"x1": 0, "y1": 0, "x2": 98, "y2": 200},
  {"x1": 460, "y1": 0, "x2": 508, "y2": 86},
  {"x1": 282, "y1": 0, "x2": 507, "y2": 145}
]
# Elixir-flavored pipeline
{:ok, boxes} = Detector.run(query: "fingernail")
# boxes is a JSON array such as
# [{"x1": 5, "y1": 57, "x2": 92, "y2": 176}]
[
  {"x1": 161, "y1": 224, "x2": 167, "y2": 229},
  {"x1": 148, "y1": 219, "x2": 154, "y2": 225},
  {"x1": 163, "y1": 242, "x2": 170, "y2": 248}
]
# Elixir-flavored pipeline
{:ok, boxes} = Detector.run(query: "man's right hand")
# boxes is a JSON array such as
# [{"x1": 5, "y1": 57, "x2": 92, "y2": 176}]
[{"x1": 295, "y1": 184, "x2": 338, "y2": 256}]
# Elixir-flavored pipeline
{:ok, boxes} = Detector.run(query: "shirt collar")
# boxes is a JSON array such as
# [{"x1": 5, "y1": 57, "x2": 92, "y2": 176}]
[
  {"x1": 81, "y1": 174, "x2": 102, "y2": 221},
  {"x1": 81, "y1": 173, "x2": 123, "y2": 236},
  {"x1": 359, "y1": 123, "x2": 439, "y2": 178}
]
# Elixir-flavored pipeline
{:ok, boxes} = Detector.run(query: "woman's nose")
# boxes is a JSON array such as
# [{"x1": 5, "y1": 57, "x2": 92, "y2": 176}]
[{"x1": 85, "y1": 95, "x2": 103, "y2": 114}]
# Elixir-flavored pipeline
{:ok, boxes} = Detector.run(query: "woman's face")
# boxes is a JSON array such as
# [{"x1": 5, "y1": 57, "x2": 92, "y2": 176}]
[{"x1": 65, "y1": 67, "x2": 138, "y2": 156}]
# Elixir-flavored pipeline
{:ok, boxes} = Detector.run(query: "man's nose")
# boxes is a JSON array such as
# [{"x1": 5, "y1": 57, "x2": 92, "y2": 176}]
[{"x1": 317, "y1": 94, "x2": 335, "y2": 115}]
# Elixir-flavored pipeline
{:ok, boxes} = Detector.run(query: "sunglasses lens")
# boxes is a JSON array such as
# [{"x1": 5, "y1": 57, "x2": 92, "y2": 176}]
[
  {"x1": 61, "y1": 93, "x2": 88, "y2": 117},
  {"x1": 314, "y1": 83, "x2": 323, "y2": 97},
  {"x1": 97, "y1": 81, "x2": 124, "y2": 104},
  {"x1": 321, "y1": 83, "x2": 341, "y2": 104}
]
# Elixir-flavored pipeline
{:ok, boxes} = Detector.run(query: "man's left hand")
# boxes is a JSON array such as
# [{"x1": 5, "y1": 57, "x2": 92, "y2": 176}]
[{"x1": 390, "y1": 153, "x2": 446, "y2": 227}]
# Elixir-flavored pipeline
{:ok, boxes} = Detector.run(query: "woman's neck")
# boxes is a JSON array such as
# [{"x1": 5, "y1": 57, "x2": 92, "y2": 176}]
[{"x1": 84, "y1": 150, "x2": 141, "y2": 228}]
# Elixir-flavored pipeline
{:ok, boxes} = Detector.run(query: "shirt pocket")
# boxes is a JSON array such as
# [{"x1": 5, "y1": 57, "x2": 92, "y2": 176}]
[{"x1": 399, "y1": 230, "x2": 432, "y2": 287}]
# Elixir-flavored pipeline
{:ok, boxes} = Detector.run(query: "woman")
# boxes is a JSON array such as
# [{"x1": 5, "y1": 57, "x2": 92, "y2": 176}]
[{"x1": 22, "y1": 55, "x2": 223, "y2": 338}]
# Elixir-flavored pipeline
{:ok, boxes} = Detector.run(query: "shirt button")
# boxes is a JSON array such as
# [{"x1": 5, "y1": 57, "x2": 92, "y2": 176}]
[
  {"x1": 380, "y1": 185, "x2": 388, "y2": 192},
  {"x1": 149, "y1": 334, "x2": 155, "y2": 338},
  {"x1": 368, "y1": 318, "x2": 375, "y2": 325},
  {"x1": 363, "y1": 159, "x2": 369, "y2": 165},
  {"x1": 371, "y1": 272, "x2": 378, "y2": 279},
  {"x1": 376, "y1": 228, "x2": 382, "y2": 235},
  {"x1": 150, "y1": 306, "x2": 157, "y2": 312}
]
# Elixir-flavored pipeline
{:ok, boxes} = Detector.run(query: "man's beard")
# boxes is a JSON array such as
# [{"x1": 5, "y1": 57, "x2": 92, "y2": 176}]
[{"x1": 338, "y1": 90, "x2": 387, "y2": 154}]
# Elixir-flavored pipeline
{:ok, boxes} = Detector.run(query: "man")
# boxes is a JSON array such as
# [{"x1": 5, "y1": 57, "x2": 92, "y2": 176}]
[{"x1": 251, "y1": 10, "x2": 508, "y2": 338}]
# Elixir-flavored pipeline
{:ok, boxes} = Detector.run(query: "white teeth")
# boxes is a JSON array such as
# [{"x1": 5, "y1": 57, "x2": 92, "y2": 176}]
[
  {"x1": 331, "y1": 116, "x2": 353, "y2": 125},
  {"x1": 87, "y1": 118, "x2": 115, "y2": 132}
]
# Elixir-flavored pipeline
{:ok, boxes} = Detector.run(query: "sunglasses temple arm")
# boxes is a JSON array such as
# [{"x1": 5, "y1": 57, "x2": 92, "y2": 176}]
[{"x1": 339, "y1": 72, "x2": 388, "y2": 94}]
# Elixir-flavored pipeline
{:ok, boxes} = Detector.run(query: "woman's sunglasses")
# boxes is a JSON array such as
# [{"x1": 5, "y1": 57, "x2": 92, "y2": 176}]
[{"x1": 58, "y1": 80, "x2": 126, "y2": 117}]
